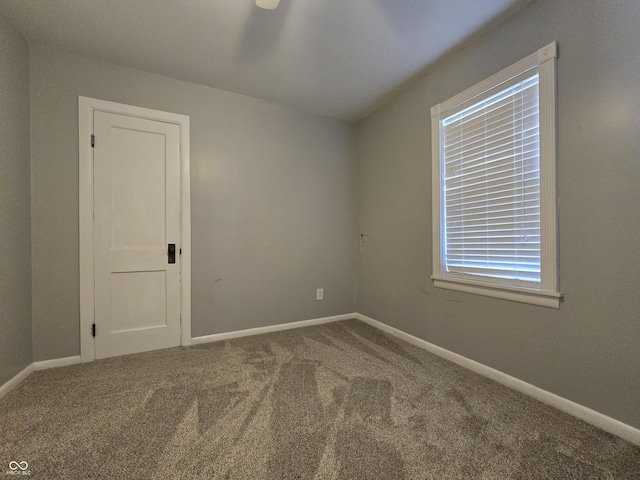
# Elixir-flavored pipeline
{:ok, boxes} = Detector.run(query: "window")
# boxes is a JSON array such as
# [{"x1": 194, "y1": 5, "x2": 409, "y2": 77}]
[{"x1": 431, "y1": 42, "x2": 561, "y2": 308}]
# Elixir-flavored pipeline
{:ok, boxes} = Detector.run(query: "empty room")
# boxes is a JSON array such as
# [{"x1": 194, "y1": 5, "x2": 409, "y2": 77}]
[{"x1": 1, "y1": 0, "x2": 639, "y2": 478}]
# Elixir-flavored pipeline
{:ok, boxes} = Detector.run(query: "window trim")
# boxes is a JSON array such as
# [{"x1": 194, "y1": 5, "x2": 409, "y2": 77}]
[{"x1": 431, "y1": 42, "x2": 562, "y2": 308}]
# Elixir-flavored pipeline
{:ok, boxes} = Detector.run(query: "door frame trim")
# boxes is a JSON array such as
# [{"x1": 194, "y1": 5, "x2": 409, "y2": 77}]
[{"x1": 79, "y1": 96, "x2": 192, "y2": 362}]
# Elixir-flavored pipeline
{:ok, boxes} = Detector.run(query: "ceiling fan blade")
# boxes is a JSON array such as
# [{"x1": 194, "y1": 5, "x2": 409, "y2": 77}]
[{"x1": 256, "y1": 0, "x2": 280, "y2": 10}]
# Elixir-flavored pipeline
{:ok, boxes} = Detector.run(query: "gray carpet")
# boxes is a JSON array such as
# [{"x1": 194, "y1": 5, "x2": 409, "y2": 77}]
[{"x1": 1, "y1": 319, "x2": 639, "y2": 479}]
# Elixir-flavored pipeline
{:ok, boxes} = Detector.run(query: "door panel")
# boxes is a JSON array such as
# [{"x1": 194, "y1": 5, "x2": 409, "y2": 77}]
[
  {"x1": 111, "y1": 271, "x2": 167, "y2": 332},
  {"x1": 110, "y1": 127, "x2": 166, "y2": 249},
  {"x1": 93, "y1": 111, "x2": 181, "y2": 359}
]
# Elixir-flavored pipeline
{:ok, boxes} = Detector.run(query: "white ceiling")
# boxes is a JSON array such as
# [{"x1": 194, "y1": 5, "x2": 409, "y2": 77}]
[{"x1": 0, "y1": 0, "x2": 532, "y2": 121}]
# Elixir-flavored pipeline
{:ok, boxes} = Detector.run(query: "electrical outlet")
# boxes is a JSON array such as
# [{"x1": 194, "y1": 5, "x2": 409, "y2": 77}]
[{"x1": 316, "y1": 288, "x2": 324, "y2": 301}]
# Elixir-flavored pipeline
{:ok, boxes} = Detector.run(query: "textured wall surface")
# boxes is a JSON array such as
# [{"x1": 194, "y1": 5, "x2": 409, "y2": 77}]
[
  {"x1": 0, "y1": 12, "x2": 32, "y2": 384},
  {"x1": 356, "y1": 0, "x2": 640, "y2": 428},
  {"x1": 30, "y1": 47, "x2": 356, "y2": 361}
]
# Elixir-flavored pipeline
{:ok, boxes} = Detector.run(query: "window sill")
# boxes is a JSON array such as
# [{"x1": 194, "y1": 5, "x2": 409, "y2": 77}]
[{"x1": 431, "y1": 276, "x2": 562, "y2": 308}]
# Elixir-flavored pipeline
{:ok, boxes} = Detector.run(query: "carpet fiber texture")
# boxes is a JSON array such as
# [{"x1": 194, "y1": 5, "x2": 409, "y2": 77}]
[{"x1": 1, "y1": 319, "x2": 639, "y2": 479}]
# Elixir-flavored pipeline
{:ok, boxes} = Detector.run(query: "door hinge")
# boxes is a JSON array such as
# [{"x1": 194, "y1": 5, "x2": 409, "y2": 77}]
[
  {"x1": 92, "y1": 323, "x2": 96, "y2": 337},
  {"x1": 179, "y1": 248, "x2": 182, "y2": 255},
  {"x1": 91, "y1": 134, "x2": 95, "y2": 148}
]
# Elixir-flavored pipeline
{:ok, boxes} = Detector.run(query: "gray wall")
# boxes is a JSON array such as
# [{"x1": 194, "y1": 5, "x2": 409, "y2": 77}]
[
  {"x1": 30, "y1": 47, "x2": 356, "y2": 361},
  {"x1": 356, "y1": 0, "x2": 640, "y2": 429},
  {"x1": 0, "y1": 13, "x2": 32, "y2": 384}
]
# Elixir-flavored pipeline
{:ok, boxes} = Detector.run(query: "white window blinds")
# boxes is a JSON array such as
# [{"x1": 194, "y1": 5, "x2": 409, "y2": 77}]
[{"x1": 441, "y1": 73, "x2": 540, "y2": 286}]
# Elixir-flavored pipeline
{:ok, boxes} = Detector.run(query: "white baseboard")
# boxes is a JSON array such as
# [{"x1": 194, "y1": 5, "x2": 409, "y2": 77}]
[
  {"x1": 34, "y1": 356, "x2": 81, "y2": 371},
  {"x1": 0, "y1": 364, "x2": 34, "y2": 400},
  {"x1": 192, "y1": 313, "x2": 356, "y2": 345},
  {"x1": 355, "y1": 313, "x2": 640, "y2": 446},
  {"x1": 1, "y1": 356, "x2": 83, "y2": 400},
  {"x1": 5, "y1": 312, "x2": 636, "y2": 446}
]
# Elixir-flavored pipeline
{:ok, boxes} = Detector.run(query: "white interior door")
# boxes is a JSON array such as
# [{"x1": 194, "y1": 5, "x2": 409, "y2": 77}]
[{"x1": 93, "y1": 111, "x2": 181, "y2": 359}]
